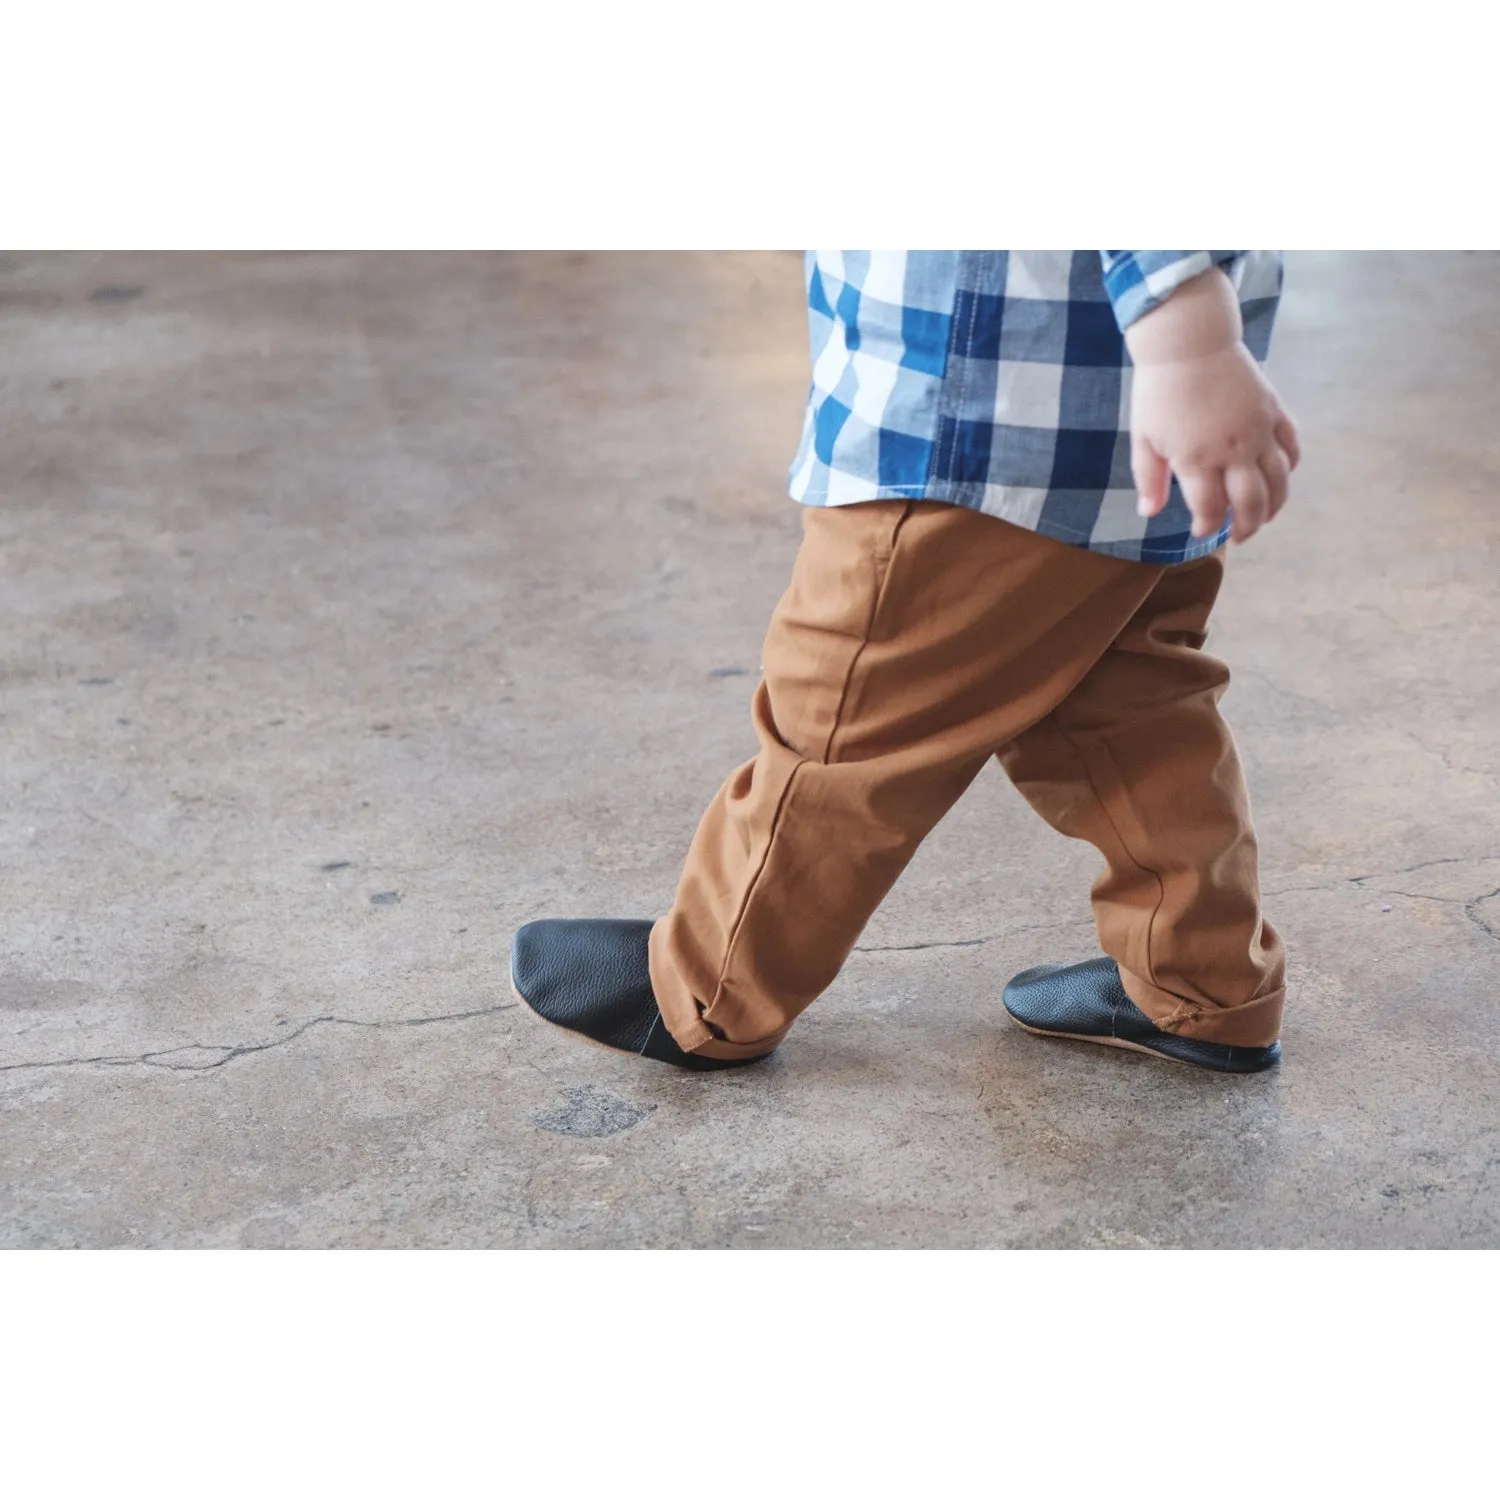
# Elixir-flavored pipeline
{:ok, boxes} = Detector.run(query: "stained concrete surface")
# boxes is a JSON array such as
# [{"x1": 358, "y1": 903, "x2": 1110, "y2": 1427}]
[{"x1": 1, "y1": 250, "x2": 1497, "y2": 1249}]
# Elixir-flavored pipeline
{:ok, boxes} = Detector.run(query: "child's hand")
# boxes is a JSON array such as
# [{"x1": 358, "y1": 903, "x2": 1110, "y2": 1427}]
[{"x1": 1126, "y1": 269, "x2": 1300, "y2": 545}]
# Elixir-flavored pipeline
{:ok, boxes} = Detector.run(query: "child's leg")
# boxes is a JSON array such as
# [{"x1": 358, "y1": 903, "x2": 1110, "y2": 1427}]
[
  {"x1": 997, "y1": 552, "x2": 1285, "y2": 1048},
  {"x1": 649, "y1": 500, "x2": 1169, "y2": 1062}
]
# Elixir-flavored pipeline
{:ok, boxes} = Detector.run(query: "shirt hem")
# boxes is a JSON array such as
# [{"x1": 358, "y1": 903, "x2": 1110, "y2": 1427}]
[{"x1": 788, "y1": 483, "x2": 1228, "y2": 565}]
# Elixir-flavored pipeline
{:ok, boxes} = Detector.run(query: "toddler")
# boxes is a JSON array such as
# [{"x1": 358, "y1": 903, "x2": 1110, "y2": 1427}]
[{"x1": 512, "y1": 251, "x2": 1298, "y2": 1076}]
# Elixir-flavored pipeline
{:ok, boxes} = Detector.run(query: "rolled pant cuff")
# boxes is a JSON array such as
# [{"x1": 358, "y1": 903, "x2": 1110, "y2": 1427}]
[
  {"x1": 647, "y1": 922, "x2": 788, "y2": 1061},
  {"x1": 1118, "y1": 967, "x2": 1284, "y2": 1049}
]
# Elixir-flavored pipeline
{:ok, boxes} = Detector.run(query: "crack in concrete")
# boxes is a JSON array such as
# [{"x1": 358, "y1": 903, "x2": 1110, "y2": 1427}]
[
  {"x1": 1276, "y1": 862, "x2": 1500, "y2": 950},
  {"x1": 1465, "y1": 887, "x2": 1500, "y2": 945},
  {"x1": 1397, "y1": 729, "x2": 1499, "y2": 786},
  {"x1": 8, "y1": 866, "x2": 1497, "y2": 1079},
  {"x1": 1351, "y1": 601, "x2": 1405, "y2": 631},
  {"x1": 853, "y1": 916, "x2": 1093, "y2": 955},
  {"x1": 1239, "y1": 667, "x2": 1336, "y2": 719},
  {"x1": 0, "y1": 1001, "x2": 519, "y2": 1076},
  {"x1": 856, "y1": 938, "x2": 987, "y2": 953},
  {"x1": 852, "y1": 860, "x2": 1500, "y2": 959},
  {"x1": 1350, "y1": 854, "x2": 1500, "y2": 883},
  {"x1": 1262, "y1": 881, "x2": 1351, "y2": 898},
  {"x1": 519, "y1": 1164, "x2": 540, "y2": 1230}
]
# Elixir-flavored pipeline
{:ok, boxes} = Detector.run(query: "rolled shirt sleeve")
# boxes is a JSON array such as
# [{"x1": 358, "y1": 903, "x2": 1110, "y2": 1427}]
[{"x1": 1100, "y1": 251, "x2": 1245, "y2": 333}]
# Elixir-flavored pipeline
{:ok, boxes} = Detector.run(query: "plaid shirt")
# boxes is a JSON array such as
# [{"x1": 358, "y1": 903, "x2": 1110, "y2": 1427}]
[{"x1": 787, "y1": 251, "x2": 1283, "y2": 564}]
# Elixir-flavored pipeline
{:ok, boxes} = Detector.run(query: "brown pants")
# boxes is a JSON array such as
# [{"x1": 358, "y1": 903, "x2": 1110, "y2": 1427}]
[{"x1": 649, "y1": 500, "x2": 1285, "y2": 1061}]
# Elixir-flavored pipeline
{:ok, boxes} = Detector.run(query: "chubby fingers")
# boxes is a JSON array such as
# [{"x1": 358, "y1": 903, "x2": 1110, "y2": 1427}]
[
  {"x1": 1131, "y1": 434, "x2": 1172, "y2": 518},
  {"x1": 1226, "y1": 462, "x2": 1270, "y2": 543},
  {"x1": 1179, "y1": 468, "x2": 1231, "y2": 539},
  {"x1": 1274, "y1": 412, "x2": 1301, "y2": 471},
  {"x1": 1259, "y1": 442, "x2": 1291, "y2": 523}
]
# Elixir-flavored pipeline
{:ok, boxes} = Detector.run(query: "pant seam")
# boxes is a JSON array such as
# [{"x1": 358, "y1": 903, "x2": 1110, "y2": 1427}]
[
  {"x1": 703, "y1": 756, "x2": 804, "y2": 1024},
  {"x1": 1051, "y1": 717, "x2": 1168, "y2": 993},
  {"x1": 708, "y1": 501, "x2": 915, "y2": 1023},
  {"x1": 823, "y1": 502, "x2": 915, "y2": 764},
  {"x1": 822, "y1": 504, "x2": 912, "y2": 768}
]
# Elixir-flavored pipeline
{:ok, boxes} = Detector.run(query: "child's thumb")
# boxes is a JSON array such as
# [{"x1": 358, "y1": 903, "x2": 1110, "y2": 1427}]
[{"x1": 1132, "y1": 435, "x2": 1171, "y2": 517}]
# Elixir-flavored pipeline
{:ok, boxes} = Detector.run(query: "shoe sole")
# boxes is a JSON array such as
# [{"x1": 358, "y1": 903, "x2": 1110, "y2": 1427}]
[{"x1": 1007, "y1": 1014, "x2": 1275, "y2": 1073}]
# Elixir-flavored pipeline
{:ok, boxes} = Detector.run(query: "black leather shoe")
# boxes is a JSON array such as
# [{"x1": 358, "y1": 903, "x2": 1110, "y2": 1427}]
[
  {"x1": 1002, "y1": 956, "x2": 1281, "y2": 1074},
  {"x1": 510, "y1": 918, "x2": 769, "y2": 1072}
]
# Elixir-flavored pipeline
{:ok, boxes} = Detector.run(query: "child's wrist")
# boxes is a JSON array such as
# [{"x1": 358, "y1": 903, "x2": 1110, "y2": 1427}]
[{"x1": 1125, "y1": 268, "x2": 1244, "y2": 367}]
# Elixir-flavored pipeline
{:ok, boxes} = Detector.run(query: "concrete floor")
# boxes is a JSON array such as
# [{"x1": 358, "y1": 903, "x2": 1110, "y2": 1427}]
[{"x1": 2, "y1": 250, "x2": 1497, "y2": 1249}]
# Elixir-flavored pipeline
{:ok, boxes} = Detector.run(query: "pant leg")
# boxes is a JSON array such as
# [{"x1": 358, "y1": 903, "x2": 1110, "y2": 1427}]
[
  {"x1": 650, "y1": 501, "x2": 1167, "y2": 1059},
  {"x1": 996, "y1": 551, "x2": 1286, "y2": 1048}
]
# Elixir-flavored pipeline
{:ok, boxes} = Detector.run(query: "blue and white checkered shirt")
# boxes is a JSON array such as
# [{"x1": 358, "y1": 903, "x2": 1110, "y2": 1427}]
[{"x1": 787, "y1": 251, "x2": 1283, "y2": 564}]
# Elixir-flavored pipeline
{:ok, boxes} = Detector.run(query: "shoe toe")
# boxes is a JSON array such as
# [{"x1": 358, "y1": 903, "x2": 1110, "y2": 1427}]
[
  {"x1": 511, "y1": 918, "x2": 580, "y2": 1018},
  {"x1": 510, "y1": 917, "x2": 657, "y2": 1052},
  {"x1": 1002, "y1": 956, "x2": 1120, "y2": 1035}
]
